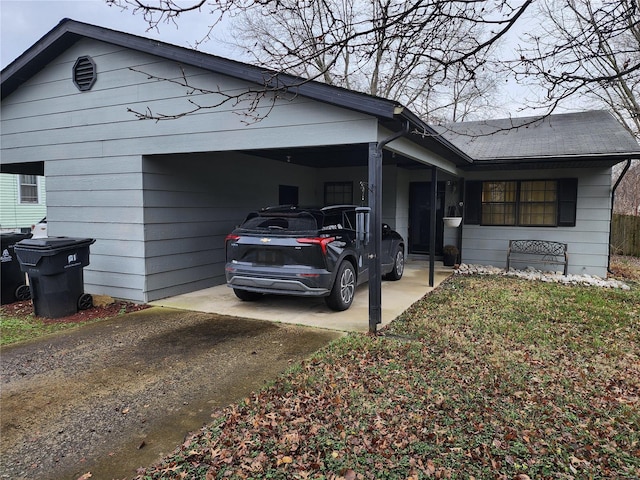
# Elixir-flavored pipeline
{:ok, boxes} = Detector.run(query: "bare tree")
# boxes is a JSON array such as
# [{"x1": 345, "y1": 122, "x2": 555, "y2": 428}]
[
  {"x1": 229, "y1": 0, "x2": 502, "y2": 122},
  {"x1": 508, "y1": 0, "x2": 639, "y2": 218},
  {"x1": 107, "y1": 0, "x2": 534, "y2": 121},
  {"x1": 512, "y1": 0, "x2": 640, "y2": 139},
  {"x1": 614, "y1": 161, "x2": 640, "y2": 216},
  {"x1": 107, "y1": 0, "x2": 640, "y2": 132}
]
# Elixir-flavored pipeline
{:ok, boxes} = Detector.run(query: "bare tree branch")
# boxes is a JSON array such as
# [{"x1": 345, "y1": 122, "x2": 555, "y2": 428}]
[
  {"x1": 107, "y1": 0, "x2": 640, "y2": 135},
  {"x1": 510, "y1": 0, "x2": 640, "y2": 139},
  {"x1": 126, "y1": 65, "x2": 284, "y2": 123},
  {"x1": 224, "y1": 0, "x2": 513, "y2": 121}
]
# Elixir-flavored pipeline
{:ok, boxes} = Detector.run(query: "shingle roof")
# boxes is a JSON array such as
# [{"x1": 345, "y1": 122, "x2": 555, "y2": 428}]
[
  {"x1": 437, "y1": 110, "x2": 640, "y2": 167},
  {"x1": 2, "y1": 19, "x2": 638, "y2": 170}
]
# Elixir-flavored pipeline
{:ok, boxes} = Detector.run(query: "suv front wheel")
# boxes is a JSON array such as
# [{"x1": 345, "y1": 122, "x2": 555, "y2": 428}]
[
  {"x1": 325, "y1": 261, "x2": 356, "y2": 311},
  {"x1": 385, "y1": 246, "x2": 404, "y2": 281}
]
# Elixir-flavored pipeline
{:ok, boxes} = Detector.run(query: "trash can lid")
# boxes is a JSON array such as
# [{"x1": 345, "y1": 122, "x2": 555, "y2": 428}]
[
  {"x1": 16, "y1": 236, "x2": 95, "y2": 250},
  {"x1": 1, "y1": 232, "x2": 33, "y2": 249}
]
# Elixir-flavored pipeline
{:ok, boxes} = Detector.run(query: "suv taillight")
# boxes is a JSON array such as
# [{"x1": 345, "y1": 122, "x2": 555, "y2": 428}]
[
  {"x1": 297, "y1": 237, "x2": 335, "y2": 255},
  {"x1": 225, "y1": 234, "x2": 240, "y2": 243}
]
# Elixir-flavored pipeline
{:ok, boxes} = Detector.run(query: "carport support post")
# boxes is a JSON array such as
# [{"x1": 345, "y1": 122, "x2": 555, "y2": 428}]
[
  {"x1": 367, "y1": 122, "x2": 409, "y2": 334},
  {"x1": 368, "y1": 142, "x2": 383, "y2": 333},
  {"x1": 429, "y1": 167, "x2": 437, "y2": 287}
]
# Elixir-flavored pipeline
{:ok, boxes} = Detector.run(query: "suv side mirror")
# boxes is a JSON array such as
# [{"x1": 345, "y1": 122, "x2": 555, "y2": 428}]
[{"x1": 356, "y1": 207, "x2": 371, "y2": 245}]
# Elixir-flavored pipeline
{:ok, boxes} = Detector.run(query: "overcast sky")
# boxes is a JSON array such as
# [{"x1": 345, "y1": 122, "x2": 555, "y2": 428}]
[
  {"x1": 1, "y1": 0, "x2": 238, "y2": 69},
  {"x1": 1, "y1": 0, "x2": 578, "y2": 116}
]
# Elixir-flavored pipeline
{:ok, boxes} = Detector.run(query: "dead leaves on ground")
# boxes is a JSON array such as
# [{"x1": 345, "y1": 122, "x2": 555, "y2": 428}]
[{"x1": 136, "y1": 276, "x2": 639, "y2": 479}]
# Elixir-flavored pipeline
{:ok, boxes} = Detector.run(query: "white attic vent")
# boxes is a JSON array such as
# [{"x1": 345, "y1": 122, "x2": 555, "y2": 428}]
[{"x1": 73, "y1": 56, "x2": 96, "y2": 91}]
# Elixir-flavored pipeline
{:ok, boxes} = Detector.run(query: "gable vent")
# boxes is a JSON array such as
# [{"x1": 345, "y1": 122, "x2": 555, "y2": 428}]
[{"x1": 73, "y1": 56, "x2": 96, "y2": 91}]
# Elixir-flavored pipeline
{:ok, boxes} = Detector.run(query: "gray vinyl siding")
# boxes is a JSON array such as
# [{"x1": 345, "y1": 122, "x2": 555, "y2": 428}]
[
  {"x1": 2, "y1": 38, "x2": 380, "y2": 302},
  {"x1": 3, "y1": 31, "x2": 620, "y2": 305},
  {"x1": 460, "y1": 168, "x2": 612, "y2": 277},
  {"x1": 45, "y1": 157, "x2": 146, "y2": 301}
]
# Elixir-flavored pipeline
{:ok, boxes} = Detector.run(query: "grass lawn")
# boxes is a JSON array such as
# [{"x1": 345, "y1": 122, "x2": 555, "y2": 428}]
[
  {"x1": 0, "y1": 299, "x2": 147, "y2": 345},
  {"x1": 135, "y1": 261, "x2": 639, "y2": 480}
]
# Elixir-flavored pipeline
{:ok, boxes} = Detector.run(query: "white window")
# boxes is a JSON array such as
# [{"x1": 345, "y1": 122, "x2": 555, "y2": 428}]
[{"x1": 19, "y1": 175, "x2": 39, "y2": 204}]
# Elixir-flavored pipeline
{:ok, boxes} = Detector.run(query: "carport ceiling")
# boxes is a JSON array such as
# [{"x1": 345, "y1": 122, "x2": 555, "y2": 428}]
[
  {"x1": 243, "y1": 144, "x2": 430, "y2": 169},
  {"x1": 1, "y1": 161, "x2": 44, "y2": 175}
]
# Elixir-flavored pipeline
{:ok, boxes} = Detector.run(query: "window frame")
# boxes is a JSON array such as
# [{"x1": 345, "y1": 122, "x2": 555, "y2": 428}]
[
  {"x1": 18, "y1": 174, "x2": 40, "y2": 204},
  {"x1": 465, "y1": 178, "x2": 578, "y2": 228},
  {"x1": 518, "y1": 180, "x2": 558, "y2": 227},
  {"x1": 324, "y1": 181, "x2": 354, "y2": 206},
  {"x1": 481, "y1": 180, "x2": 518, "y2": 226}
]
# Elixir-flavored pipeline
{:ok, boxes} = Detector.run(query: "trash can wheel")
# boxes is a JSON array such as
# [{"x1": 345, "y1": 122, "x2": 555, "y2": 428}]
[
  {"x1": 15, "y1": 284, "x2": 31, "y2": 301},
  {"x1": 78, "y1": 293, "x2": 93, "y2": 310}
]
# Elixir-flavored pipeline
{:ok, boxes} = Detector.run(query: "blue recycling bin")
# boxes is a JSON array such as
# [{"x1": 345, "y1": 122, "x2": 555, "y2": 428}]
[
  {"x1": 14, "y1": 237, "x2": 95, "y2": 318},
  {"x1": 1, "y1": 232, "x2": 32, "y2": 304}
]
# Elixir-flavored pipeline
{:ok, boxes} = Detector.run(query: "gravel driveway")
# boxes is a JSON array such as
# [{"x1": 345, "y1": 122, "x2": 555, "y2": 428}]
[{"x1": 1, "y1": 307, "x2": 341, "y2": 480}]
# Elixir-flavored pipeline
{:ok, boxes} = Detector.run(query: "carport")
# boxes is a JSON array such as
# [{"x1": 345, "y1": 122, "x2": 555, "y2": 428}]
[
  {"x1": 1, "y1": 19, "x2": 470, "y2": 333},
  {"x1": 234, "y1": 134, "x2": 469, "y2": 333}
]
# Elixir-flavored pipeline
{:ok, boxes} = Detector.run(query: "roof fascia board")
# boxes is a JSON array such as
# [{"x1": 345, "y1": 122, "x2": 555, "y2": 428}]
[
  {"x1": 461, "y1": 154, "x2": 639, "y2": 171},
  {"x1": 384, "y1": 133, "x2": 462, "y2": 175},
  {"x1": 1, "y1": 23, "x2": 82, "y2": 96},
  {"x1": 472, "y1": 151, "x2": 640, "y2": 164}
]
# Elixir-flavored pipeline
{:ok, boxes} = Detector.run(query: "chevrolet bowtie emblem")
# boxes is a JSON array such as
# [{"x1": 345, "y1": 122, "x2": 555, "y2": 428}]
[{"x1": 260, "y1": 238, "x2": 271, "y2": 243}]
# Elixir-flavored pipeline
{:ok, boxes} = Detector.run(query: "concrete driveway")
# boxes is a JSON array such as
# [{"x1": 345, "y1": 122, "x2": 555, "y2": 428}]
[{"x1": 151, "y1": 260, "x2": 452, "y2": 332}]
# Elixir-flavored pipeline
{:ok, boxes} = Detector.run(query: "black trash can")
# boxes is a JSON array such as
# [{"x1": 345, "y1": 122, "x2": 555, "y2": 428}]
[
  {"x1": 14, "y1": 237, "x2": 96, "y2": 318},
  {"x1": 1, "y1": 232, "x2": 33, "y2": 304}
]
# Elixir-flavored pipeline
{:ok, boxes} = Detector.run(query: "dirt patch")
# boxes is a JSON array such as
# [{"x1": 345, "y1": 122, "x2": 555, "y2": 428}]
[
  {"x1": 610, "y1": 254, "x2": 640, "y2": 282},
  {"x1": 1, "y1": 307, "x2": 342, "y2": 480},
  {"x1": 1, "y1": 298, "x2": 149, "y2": 324}
]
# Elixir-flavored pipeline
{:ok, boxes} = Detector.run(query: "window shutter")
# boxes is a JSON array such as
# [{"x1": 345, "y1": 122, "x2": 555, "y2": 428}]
[
  {"x1": 464, "y1": 180, "x2": 482, "y2": 225},
  {"x1": 557, "y1": 178, "x2": 578, "y2": 227}
]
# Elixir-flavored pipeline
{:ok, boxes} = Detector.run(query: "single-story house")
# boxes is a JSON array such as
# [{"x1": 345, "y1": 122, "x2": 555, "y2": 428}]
[{"x1": 2, "y1": 19, "x2": 639, "y2": 305}]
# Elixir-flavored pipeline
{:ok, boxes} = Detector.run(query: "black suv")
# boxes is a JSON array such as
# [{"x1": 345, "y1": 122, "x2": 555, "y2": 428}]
[{"x1": 225, "y1": 205, "x2": 405, "y2": 311}]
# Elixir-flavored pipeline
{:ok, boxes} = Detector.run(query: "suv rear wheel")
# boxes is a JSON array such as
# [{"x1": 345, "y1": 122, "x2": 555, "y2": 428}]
[{"x1": 325, "y1": 261, "x2": 356, "y2": 311}]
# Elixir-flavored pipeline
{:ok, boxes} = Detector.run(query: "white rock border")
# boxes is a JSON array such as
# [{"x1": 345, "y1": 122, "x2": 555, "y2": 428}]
[{"x1": 454, "y1": 263, "x2": 630, "y2": 290}]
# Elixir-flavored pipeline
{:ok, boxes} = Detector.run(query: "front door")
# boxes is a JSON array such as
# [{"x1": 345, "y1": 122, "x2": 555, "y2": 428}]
[{"x1": 409, "y1": 182, "x2": 445, "y2": 255}]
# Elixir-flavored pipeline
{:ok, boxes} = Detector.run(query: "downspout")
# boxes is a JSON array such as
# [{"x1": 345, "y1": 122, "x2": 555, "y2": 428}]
[
  {"x1": 368, "y1": 120, "x2": 410, "y2": 334},
  {"x1": 608, "y1": 159, "x2": 632, "y2": 273}
]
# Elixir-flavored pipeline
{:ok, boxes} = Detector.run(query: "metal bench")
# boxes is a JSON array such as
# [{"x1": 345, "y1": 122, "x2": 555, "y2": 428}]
[{"x1": 506, "y1": 240, "x2": 568, "y2": 275}]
